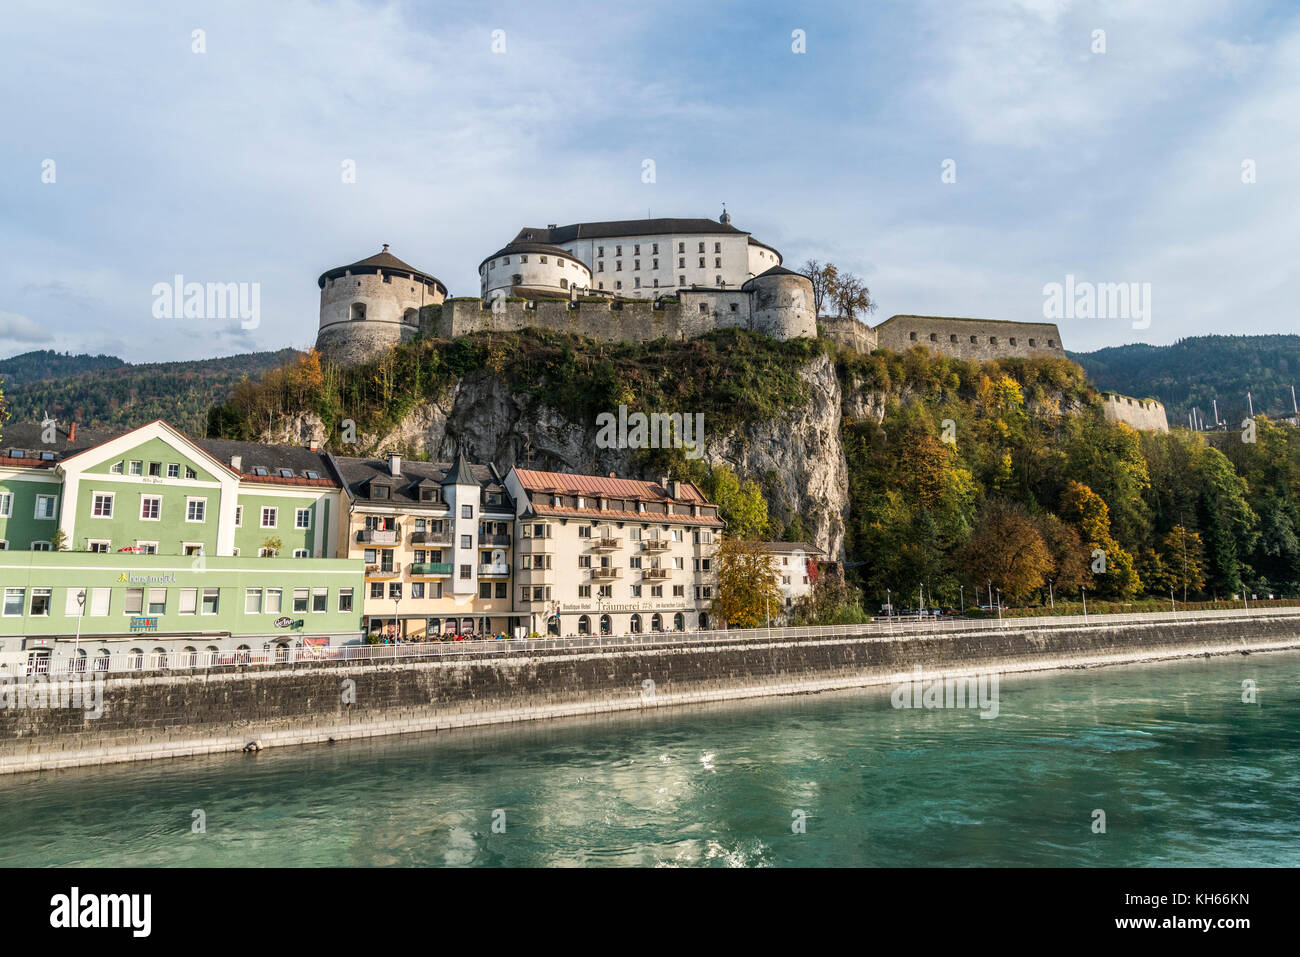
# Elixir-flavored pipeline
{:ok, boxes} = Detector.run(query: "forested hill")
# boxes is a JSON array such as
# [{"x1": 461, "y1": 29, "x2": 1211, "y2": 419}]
[
  {"x1": 1069, "y1": 335, "x2": 1300, "y2": 426},
  {"x1": 0, "y1": 348, "x2": 301, "y2": 437}
]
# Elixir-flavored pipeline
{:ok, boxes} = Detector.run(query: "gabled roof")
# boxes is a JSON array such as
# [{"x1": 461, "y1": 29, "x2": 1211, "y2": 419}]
[
  {"x1": 511, "y1": 468, "x2": 709, "y2": 504},
  {"x1": 441, "y1": 452, "x2": 479, "y2": 486},
  {"x1": 333, "y1": 454, "x2": 512, "y2": 508}
]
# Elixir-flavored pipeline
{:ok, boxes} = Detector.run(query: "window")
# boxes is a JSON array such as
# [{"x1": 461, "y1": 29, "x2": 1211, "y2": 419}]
[
  {"x1": 183, "y1": 543, "x2": 203, "y2": 556},
  {"x1": 148, "y1": 462, "x2": 162, "y2": 477},
  {"x1": 387, "y1": 583, "x2": 401, "y2": 600},
  {"x1": 460, "y1": 564, "x2": 471, "y2": 580},
  {"x1": 140, "y1": 495, "x2": 160, "y2": 520},
  {"x1": 312, "y1": 588, "x2": 327, "y2": 613},
  {"x1": 245, "y1": 589, "x2": 263, "y2": 614},
  {"x1": 578, "y1": 584, "x2": 591, "y2": 598},
  {"x1": 30, "y1": 541, "x2": 52, "y2": 551},
  {"x1": 167, "y1": 463, "x2": 180, "y2": 478},
  {"x1": 293, "y1": 588, "x2": 309, "y2": 612},
  {"x1": 185, "y1": 467, "x2": 197, "y2": 479},
  {"x1": 30, "y1": 588, "x2": 52, "y2": 616},
  {"x1": 338, "y1": 588, "x2": 353, "y2": 612},
  {"x1": 34, "y1": 494, "x2": 57, "y2": 519},
  {"x1": 2, "y1": 588, "x2": 23, "y2": 616},
  {"x1": 412, "y1": 582, "x2": 425, "y2": 599},
  {"x1": 136, "y1": 542, "x2": 158, "y2": 555},
  {"x1": 147, "y1": 588, "x2": 166, "y2": 615},
  {"x1": 461, "y1": 535, "x2": 472, "y2": 549},
  {"x1": 89, "y1": 588, "x2": 110, "y2": 616},
  {"x1": 261, "y1": 507, "x2": 278, "y2": 528},
  {"x1": 479, "y1": 582, "x2": 492, "y2": 599},
  {"x1": 461, "y1": 504, "x2": 473, "y2": 519},
  {"x1": 235, "y1": 505, "x2": 243, "y2": 527},
  {"x1": 266, "y1": 588, "x2": 282, "y2": 614},
  {"x1": 129, "y1": 460, "x2": 143, "y2": 475},
  {"x1": 109, "y1": 462, "x2": 123, "y2": 474},
  {"x1": 370, "y1": 582, "x2": 384, "y2": 599},
  {"x1": 201, "y1": 588, "x2": 219, "y2": 614},
  {"x1": 186, "y1": 498, "x2": 206, "y2": 522},
  {"x1": 495, "y1": 582, "x2": 507, "y2": 599},
  {"x1": 124, "y1": 588, "x2": 143, "y2": 614},
  {"x1": 0, "y1": 493, "x2": 10, "y2": 517},
  {"x1": 92, "y1": 492, "x2": 114, "y2": 518},
  {"x1": 699, "y1": 258, "x2": 706, "y2": 268},
  {"x1": 179, "y1": 589, "x2": 198, "y2": 615}
]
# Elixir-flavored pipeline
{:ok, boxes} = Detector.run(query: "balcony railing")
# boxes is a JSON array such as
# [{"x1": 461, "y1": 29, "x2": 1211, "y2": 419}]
[
  {"x1": 409, "y1": 562, "x2": 453, "y2": 577},
  {"x1": 591, "y1": 536, "x2": 622, "y2": 550},
  {"x1": 643, "y1": 567, "x2": 670, "y2": 579},
  {"x1": 478, "y1": 563, "x2": 510, "y2": 577},
  {"x1": 357, "y1": 527, "x2": 400, "y2": 544},
  {"x1": 641, "y1": 539, "x2": 671, "y2": 551},
  {"x1": 480, "y1": 533, "x2": 511, "y2": 546},
  {"x1": 590, "y1": 567, "x2": 622, "y2": 580},
  {"x1": 365, "y1": 562, "x2": 402, "y2": 578},
  {"x1": 410, "y1": 530, "x2": 453, "y2": 545}
]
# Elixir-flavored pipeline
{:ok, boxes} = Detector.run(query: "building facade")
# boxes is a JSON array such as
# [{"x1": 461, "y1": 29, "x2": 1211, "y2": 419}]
[
  {"x1": 332, "y1": 451, "x2": 520, "y2": 639},
  {"x1": 759, "y1": 541, "x2": 826, "y2": 619},
  {"x1": 502, "y1": 468, "x2": 723, "y2": 637}
]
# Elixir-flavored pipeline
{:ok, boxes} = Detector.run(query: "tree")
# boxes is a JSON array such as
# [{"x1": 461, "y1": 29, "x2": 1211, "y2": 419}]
[
  {"x1": 791, "y1": 566, "x2": 870, "y2": 625},
  {"x1": 955, "y1": 501, "x2": 1052, "y2": 605},
  {"x1": 1158, "y1": 524, "x2": 1206, "y2": 600},
  {"x1": 799, "y1": 260, "x2": 836, "y2": 317},
  {"x1": 713, "y1": 536, "x2": 783, "y2": 628},
  {"x1": 705, "y1": 464, "x2": 770, "y2": 539},
  {"x1": 827, "y1": 272, "x2": 876, "y2": 320},
  {"x1": 1059, "y1": 480, "x2": 1141, "y2": 598},
  {"x1": 260, "y1": 536, "x2": 283, "y2": 557},
  {"x1": 50, "y1": 528, "x2": 69, "y2": 551}
]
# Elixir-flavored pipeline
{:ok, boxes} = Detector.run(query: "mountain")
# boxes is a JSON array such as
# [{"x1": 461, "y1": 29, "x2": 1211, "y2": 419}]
[
  {"x1": 0, "y1": 350, "x2": 126, "y2": 386},
  {"x1": 0, "y1": 348, "x2": 302, "y2": 437},
  {"x1": 1069, "y1": 335, "x2": 1300, "y2": 426}
]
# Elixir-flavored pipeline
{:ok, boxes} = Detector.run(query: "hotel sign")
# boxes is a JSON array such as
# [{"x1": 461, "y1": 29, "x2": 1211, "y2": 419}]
[
  {"x1": 274, "y1": 617, "x2": 304, "y2": 629},
  {"x1": 116, "y1": 572, "x2": 179, "y2": 585},
  {"x1": 129, "y1": 617, "x2": 159, "y2": 632}
]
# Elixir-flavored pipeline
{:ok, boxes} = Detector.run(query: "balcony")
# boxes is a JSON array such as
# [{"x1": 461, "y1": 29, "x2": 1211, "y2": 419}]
[
  {"x1": 410, "y1": 530, "x2": 453, "y2": 545},
  {"x1": 642, "y1": 539, "x2": 671, "y2": 551},
  {"x1": 409, "y1": 562, "x2": 453, "y2": 577},
  {"x1": 590, "y1": 566, "x2": 622, "y2": 580},
  {"x1": 591, "y1": 536, "x2": 621, "y2": 550},
  {"x1": 478, "y1": 563, "x2": 510, "y2": 577},
  {"x1": 357, "y1": 527, "x2": 400, "y2": 544},
  {"x1": 480, "y1": 533, "x2": 511, "y2": 546},
  {"x1": 365, "y1": 562, "x2": 402, "y2": 578},
  {"x1": 643, "y1": 567, "x2": 670, "y2": 580}
]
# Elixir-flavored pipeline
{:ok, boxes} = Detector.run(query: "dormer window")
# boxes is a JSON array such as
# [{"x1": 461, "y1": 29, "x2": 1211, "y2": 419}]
[
  {"x1": 305, "y1": 470, "x2": 320, "y2": 479},
  {"x1": 577, "y1": 497, "x2": 585, "y2": 508},
  {"x1": 372, "y1": 485, "x2": 389, "y2": 500},
  {"x1": 253, "y1": 467, "x2": 269, "y2": 476},
  {"x1": 279, "y1": 468, "x2": 293, "y2": 478},
  {"x1": 419, "y1": 487, "x2": 438, "y2": 503}
]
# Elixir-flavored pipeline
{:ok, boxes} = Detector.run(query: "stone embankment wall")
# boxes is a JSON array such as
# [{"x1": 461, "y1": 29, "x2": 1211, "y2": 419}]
[{"x1": 2, "y1": 613, "x2": 1295, "y2": 774}]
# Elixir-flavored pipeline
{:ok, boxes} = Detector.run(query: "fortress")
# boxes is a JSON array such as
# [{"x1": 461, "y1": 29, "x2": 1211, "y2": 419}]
[{"x1": 308, "y1": 212, "x2": 1161, "y2": 431}]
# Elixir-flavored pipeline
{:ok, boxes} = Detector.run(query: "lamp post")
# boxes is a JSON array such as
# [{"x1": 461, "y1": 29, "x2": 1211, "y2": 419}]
[
  {"x1": 392, "y1": 596, "x2": 400, "y2": 659},
  {"x1": 1081, "y1": 586, "x2": 1088, "y2": 620},
  {"x1": 995, "y1": 588, "x2": 1002, "y2": 621},
  {"x1": 72, "y1": 588, "x2": 86, "y2": 673},
  {"x1": 959, "y1": 584, "x2": 964, "y2": 615},
  {"x1": 1047, "y1": 578, "x2": 1055, "y2": 611},
  {"x1": 987, "y1": 580, "x2": 992, "y2": 614}
]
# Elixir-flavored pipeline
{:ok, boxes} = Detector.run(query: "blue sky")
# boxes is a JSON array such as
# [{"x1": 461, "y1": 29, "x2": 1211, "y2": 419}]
[{"x1": 1, "y1": 0, "x2": 1296, "y2": 362}]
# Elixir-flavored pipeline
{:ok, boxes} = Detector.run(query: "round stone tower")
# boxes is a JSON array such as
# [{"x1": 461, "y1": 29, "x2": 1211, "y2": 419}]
[
  {"x1": 742, "y1": 266, "x2": 817, "y2": 339},
  {"x1": 315, "y1": 246, "x2": 447, "y2": 366}
]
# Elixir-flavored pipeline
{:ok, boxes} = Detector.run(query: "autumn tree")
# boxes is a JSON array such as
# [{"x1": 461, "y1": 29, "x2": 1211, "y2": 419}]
[
  {"x1": 1156, "y1": 524, "x2": 1207, "y2": 600},
  {"x1": 713, "y1": 536, "x2": 783, "y2": 628},
  {"x1": 704, "y1": 464, "x2": 770, "y2": 540},
  {"x1": 1059, "y1": 481, "x2": 1141, "y2": 598},
  {"x1": 955, "y1": 501, "x2": 1053, "y2": 605},
  {"x1": 798, "y1": 260, "x2": 876, "y2": 319}
]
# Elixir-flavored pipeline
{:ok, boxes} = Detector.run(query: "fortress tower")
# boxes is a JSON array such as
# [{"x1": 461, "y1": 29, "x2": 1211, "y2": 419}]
[{"x1": 316, "y1": 246, "x2": 447, "y2": 366}]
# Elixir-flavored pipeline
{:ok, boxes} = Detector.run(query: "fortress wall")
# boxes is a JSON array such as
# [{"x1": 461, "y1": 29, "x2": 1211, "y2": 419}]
[
  {"x1": 317, "y1": 320, "x2": 417, "y2": 367},
  {"x1": 1103, "y1": 394, "x2": 1170, "y2": 433},
  {"x1": 819, "y1": 317, "x2": 879, "y2": 354},
  {"x1": 874, "y1": 316, "x2": 1066, "y2": 362}
]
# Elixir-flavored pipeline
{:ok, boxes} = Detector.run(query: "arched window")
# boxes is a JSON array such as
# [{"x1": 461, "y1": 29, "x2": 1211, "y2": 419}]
[
  {"x1": 699, "y1": 612, "x2": 710, "y2": 631},
  {"x1": 67, "y1": 648, "x2": 87, "y2": 674},
  {"x1": 673, "y1": 613, "x2": 685, "y2": 631},
  {"x1": 350, "y1": 302, "x2": 366, "y2": 321},
  {"x1": 651, "y1": 613, "x2": 663, "y2": 633},
  {"x1": 461, "y1": 617, "x2": 474, "y2": 635},
  {"x1": 182, "y1": 646, "x2": 198, "y2": 668},
  {"x1": 236, "y1": 644, "x2": 251, "y2": 665},
  {"x1": 600, "y1": 614, "x2": 612, "y2": 635},
  {"x1": 128, "y1": 648, "x2": 144, "y2": 670},
  {"x1": 548, "y1": 617, "x2": 561, "y2": 636},
  {"x1": 204, "y1": 645, "x2": 220, "y2": 666},
  {"x1": 630, "y1": 614, "x2": 642, "y2": 634},
  {"x1": 151, "y1": 647, "x2": 168, "y2": 669},
  {"x1": 275, "y1": 642, "x2": 291, "y2": 662},
  {"x1": 578, "y1": 615, "x2": 591, "y2": 635},
  {"x1": 402, "y1": 307, "x2": 418, "y2": 326},
  {"x1": 93, "y1": 649, "x2": 111, "y2": 671}
]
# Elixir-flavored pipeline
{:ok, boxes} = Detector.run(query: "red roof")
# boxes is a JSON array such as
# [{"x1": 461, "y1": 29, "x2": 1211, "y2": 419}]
[
  {"x1": 531, "y1": 504, "x2": 724, "y2": 528},
  {"x1": 513, "y1": 468, "x2": 709, "y2": 504}
]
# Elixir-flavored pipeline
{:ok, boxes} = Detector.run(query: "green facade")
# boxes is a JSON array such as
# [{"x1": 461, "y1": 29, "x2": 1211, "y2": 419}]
[{"x1": 0, "y1": 474, "x2": 63, "y2": 550}]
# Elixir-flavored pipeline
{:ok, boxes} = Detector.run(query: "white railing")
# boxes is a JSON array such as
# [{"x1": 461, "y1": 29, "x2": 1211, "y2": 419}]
[{"x1": 4, "y1": 603, "x2": 1295, "y2": 677}]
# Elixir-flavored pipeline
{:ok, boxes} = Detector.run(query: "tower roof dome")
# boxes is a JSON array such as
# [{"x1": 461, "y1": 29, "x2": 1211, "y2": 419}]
[{"x1": 317, "y1": 245, "x2": 447, "y2": 294}]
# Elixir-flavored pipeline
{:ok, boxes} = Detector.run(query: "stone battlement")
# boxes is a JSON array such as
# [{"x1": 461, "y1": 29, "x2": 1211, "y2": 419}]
[{"x1": 1101, "y1": 392, "x2": 1169, "y2": 433}]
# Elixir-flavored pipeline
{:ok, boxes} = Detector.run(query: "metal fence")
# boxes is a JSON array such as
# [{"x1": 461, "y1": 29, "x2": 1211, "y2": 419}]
[{"x1": 12, "y1": 603, "x2": 1298, "y2": 676}]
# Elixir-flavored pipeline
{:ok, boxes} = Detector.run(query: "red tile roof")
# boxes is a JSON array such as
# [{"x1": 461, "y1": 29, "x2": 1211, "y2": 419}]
[
  {"x1": 513, "y1": 468, "x2": 709, "y2": 503},
  {"x1": 530, "y1": 504, "x2": 724, "y2": 528}
]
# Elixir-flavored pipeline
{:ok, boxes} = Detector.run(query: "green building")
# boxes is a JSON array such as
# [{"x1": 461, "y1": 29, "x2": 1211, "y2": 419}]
[{"x1": 0, "y1": 419, "x2": 364, "y2": 671}]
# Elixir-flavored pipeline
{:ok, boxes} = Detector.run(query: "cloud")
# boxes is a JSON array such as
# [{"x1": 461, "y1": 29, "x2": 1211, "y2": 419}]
[{"x1": 0, "y1": 311, "x2": 54, "y2": 344}]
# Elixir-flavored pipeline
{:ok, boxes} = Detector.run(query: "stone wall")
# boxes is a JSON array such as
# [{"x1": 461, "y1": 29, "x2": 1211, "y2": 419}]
[
  {"x1": 316, "y1": 320, "x2": 418, "y2": 367},
  {"x1": 2, "y1": 613, "x2": 1295, "y2": 773},
  {"x1": 873, "y1": 315, "x2": 1066, "y2": 361},
  {"x1": 819, "y1": 317, "x2": 879, "y2": 354},
  {"x1": 1102, "y1": 393, "x2": 1170, "y2": 433}
]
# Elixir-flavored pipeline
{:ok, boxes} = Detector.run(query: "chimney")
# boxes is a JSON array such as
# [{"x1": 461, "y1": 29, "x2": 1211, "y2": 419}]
[
  {"x1": 387, "y1": 452, "x2": 401, "y2": 477},
  {"x1": 608, "y1": 471, "x2": 616, "y2": 478},
  {"x1": 659, "y1": 475, "x2": 670, "y2": 493},
  {"x1": 308, "y1": 438, "x2": 320, "y2": 452},
  {"x1": 670, "y1": 480, "x2": 681, "y2": 499},
  {"x1": 67, "y1": 422, "x2": 77, "y2": 443},
  {"x1": 230, "y1": 454, "x2": 242, "y2": 471}
]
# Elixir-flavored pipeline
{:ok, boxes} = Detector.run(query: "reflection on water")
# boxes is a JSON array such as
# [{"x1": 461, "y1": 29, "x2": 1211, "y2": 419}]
[{"x1": 0, "y1": 650, "x2": 1297, "y2": 867}]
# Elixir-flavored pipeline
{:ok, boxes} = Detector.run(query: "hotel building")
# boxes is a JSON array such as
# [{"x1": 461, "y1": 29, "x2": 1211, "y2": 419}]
[
  {"x1": 502, "y1": 468, "x2": 724, "y2": 636},
  {"x1": 331, "y1": 451, "x2": 519, "y2": 638}
]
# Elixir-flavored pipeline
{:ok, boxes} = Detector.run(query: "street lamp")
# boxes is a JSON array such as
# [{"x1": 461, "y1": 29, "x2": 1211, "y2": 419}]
[
  {"x1": 1081, "y1": 586, "x2": 1088, "y2": 620},
  {"x1": 995, "y1": 588, "x2": 1002, "y2": 621},
  {"x1": 392, "y1": 595, "x2": 400, "y2": 658},
  {"x1": 959, "y1": 584, "x2": 964, "y2": 615},
  {"x1": 1047, "y1": 578, "x2": 1055, "y2": 611},
  {"x1": 72, "y1": 588, "x2": 86, "y2": 673}
]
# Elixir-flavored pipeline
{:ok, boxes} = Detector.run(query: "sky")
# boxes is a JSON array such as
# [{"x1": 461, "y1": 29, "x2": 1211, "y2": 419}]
[{"x1": 1, "y1": 0, "x2": 1297, "y2": 362}]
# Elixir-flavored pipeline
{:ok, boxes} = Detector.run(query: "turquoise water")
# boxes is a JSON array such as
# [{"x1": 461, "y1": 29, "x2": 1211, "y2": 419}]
[{"x1": 1, "y1": 650, "x2": 1297, "y2": 867}]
